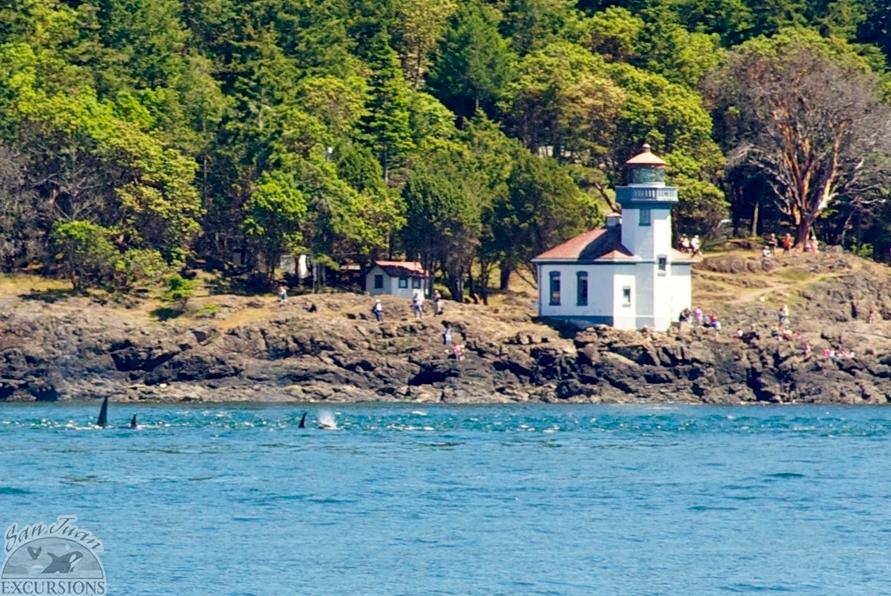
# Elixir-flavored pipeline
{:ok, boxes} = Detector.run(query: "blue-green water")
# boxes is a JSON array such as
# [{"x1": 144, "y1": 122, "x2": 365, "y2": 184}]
[{"x1": 1, "y1": 403, "x2": 890, "y2": 595}]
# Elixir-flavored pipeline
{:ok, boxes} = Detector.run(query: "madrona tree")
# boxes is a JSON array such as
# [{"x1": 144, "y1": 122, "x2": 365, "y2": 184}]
[{"x1": 705, "y1": 31, "x2": 891, "y2": 246}]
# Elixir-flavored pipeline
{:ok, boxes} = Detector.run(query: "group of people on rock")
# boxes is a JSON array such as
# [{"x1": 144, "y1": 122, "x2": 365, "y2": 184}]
[
  {"x1": 729, "y1": 300, "x2": 872, "y2": 361},
  {"x1": 678, "y1": 306, "x2": 721, "y2": 331},
  {"x1": 762, "y1": 231, "x2": 819, "y2": 258},
  {"x1": 371, "y1": 289, "x2": 445, "y2": 322},
  {"x1": 369, "y1": 291, "x2": 465, "y2": 360},
  {"x1": 679, "y1": 234, "x2": 702, "y2": 256},
  {"x1": 411, "y1": 289, "x2": 446, "y2": 319}
]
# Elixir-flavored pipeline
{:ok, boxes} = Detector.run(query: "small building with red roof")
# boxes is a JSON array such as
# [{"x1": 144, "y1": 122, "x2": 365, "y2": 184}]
[
  {"x1": 366, "y1": 260, "x2": 431, "y2": 298},
  {"x1": 531, "y1": 144, "x2": 693, "y2": 330}
]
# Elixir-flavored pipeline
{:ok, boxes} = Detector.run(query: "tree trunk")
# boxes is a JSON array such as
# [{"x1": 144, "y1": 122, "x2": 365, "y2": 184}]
[
  {"x1": 750, "y1": 198, "x2": 759, "y2": 237},
  {"x1": 795, "y1": 218, "x2": 810, "y2": 248},
  {"x1": 477, "y1": 261, "x2": 491, "y2": 305},
  {"x1": 448, "y1": 276, "x2": 463, "y2": 303},
  {"x1": 838, "y1": 210, "x2": 855, "y2": 249},
  {"x1": 499, "y1": 264, "x2": 512, "y2": 291}
]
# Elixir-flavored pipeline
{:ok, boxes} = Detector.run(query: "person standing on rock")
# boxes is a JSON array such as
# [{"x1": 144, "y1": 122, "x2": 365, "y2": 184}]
[
  {"x1": 432, "y1": 290, "x2": 442, "y2": 316},
  {"x1": 372, "y1": 299, "x2": 383, "y2": 322},
  {"x1": 777, "y1": 304, "x2": 789, "y2": 329},
  {"x1": 442, "y1": 322, "x2": 453, "y2": 345},
  {"x1": 412, "y1": 291, "x2": 423, "y2": 320},
  {"x1": 782, "y1": 233, "x2": 793, "y2": 253},
  {"x1": 277, "y1": 284, "x2": 288, "y2": 307}
]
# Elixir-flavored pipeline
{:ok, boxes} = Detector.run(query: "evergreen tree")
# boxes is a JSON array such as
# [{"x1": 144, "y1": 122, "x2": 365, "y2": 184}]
[
  {"x1": 359, "y1": 31, "x2": 414, "y2": 183},
  {"x1": 427, "y1": 1, "x2": 516, "y2": 118}
]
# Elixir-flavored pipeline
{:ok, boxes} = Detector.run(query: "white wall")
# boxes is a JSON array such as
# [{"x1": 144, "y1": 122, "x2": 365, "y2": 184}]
[
  {"x1": 621, "y1": 208, "x2": 641, "y2": 257},
  {"x1": 611, "y1": 272, "x2": 637, "y2": 329},
  {"x1": 536, "y1": 260, "x2": 689, "y2": 332},
  {"x1": 537, "y1": 263, "x2": 614, "y2": 319},
  {"x1": 621, "y1": 207, "x2": 672, "y2": 261},
  {"x1": 670, "y1": 264, "x2": 692, "y2": 321}
]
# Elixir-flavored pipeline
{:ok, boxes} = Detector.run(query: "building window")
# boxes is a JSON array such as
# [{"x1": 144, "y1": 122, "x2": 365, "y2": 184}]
[
  {"x1": 576, "y1": 272, "x2": 588, "y2": 306},
  {"x1": 411, "y1": 277, "x2": 421, "y2": 289},
  {"x1": 374, "y1": 274, "x2": 384, "y2": 289},
  {"x1": 657, "y1": 256, "x2": 667, "y2": 273},
  {"x1": 549, "y1": 272, "x2": 561, "y2": 305},
  {"x1": 639, "y1": 208, "x2": 651, "y2": 226},
  {"x1": 398, "y1": 277, "x2": 408, "y2": 288},
  {"x1": 622, "y1": 286, "x2": 632, "y2": 307}
]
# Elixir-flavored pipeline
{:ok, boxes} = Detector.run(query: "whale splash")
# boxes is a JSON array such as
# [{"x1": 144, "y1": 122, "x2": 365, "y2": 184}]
[{"x1": 317, "y1": 410, "x2": 338, "y2": 430}]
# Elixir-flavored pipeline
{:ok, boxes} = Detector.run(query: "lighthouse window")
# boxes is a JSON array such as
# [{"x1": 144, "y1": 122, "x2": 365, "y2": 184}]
[
  {"x1": 576, "y1": 272, "x2": 588, "y2": 306},
  {"x1": 549, "y1": 272, "x2": 561, "y2": 305},
  {"x1": 639, "y1": 208, "x2": 651, "y2": 226},
  {"x1": 622, "y1": 286, "x2": 632, "y2": 307},
  {"x1": 658, "y1": 256, "x2": 667, "y2": 273}
]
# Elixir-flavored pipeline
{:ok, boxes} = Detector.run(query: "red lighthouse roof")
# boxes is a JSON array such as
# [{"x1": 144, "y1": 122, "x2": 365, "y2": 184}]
[{"x1": 625, "y1": 143, "x2": 666, "y2": 167}]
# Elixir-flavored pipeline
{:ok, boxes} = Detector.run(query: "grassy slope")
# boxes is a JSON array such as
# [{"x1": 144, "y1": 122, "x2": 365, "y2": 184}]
[{"x1": 0, "y1": 248, "x2": 887, "y2": 342}]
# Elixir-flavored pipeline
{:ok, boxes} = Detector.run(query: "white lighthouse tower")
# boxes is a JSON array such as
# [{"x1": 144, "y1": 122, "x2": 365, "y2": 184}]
[{"x1": 533, "y1": 144, "x2": 692, "y2": 331}]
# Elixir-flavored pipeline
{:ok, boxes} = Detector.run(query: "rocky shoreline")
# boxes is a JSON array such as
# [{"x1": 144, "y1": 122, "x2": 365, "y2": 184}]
[{"x1": 2, "y1": 251, "x2": 891, "y2": 405}]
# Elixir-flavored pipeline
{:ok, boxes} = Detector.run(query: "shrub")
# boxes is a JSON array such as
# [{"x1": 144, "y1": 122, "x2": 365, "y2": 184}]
[
  {"x1": 114, "y1": 248, "x2": 168, "y2": 291},
  {"x1": 51, "y1": 221, "x2": 117, "y2": 292},
  {"x1": 162, "y1": 273, "x2": 197, "y2": 310}
]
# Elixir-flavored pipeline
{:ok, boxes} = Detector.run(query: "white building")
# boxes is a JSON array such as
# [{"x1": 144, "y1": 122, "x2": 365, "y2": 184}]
[
  {"x1": 532, "y1": 144, "x2": 693, "y2": 331},
  {"x1": 366, "y1": 261, "x2": 431, "y2": 298}
]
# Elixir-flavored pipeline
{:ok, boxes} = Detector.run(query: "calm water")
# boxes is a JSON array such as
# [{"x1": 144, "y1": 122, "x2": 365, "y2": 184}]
[{"x1": 1, "y1": 403, "x2": 890, "y2": 595}]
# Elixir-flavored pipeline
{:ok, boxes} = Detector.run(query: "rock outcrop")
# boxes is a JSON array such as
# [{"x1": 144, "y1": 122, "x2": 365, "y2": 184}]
[{"x1": 1, "y1": 251, "x2": 890, "y2": 404}]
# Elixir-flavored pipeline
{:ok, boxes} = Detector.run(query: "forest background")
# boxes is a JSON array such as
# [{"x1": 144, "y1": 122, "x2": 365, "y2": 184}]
[{"x1": 1, "y1": 0, "x2": 890, "y2": 300}]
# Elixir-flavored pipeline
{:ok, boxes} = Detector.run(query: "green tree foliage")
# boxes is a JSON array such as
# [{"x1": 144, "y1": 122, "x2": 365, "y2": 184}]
[
  {"x1": 393, "y1": 0, "x2": 457, "y2": 87},
  {"x1": 51, "y1": 220, "x2": 118, "y2": 292},
  {"x1": 586, "y1": 7, "x2": 645, "y2": 62},
  {"x1": 636, "y1": 6, "x2": 725, "y2": 87},
  {"x1": 501, "y1": 42, "x2": 624, "y2": 161},
  {"x1": 607, "y1": 62, "x2": 723, "y2": 178},
  {"x1": 497, "y1": 152, "x2": 598, "y2": 279},
  {"x1": 5, "y1": 0, "x2": 891, "y2": 291},
  {"x1": 162, "y1": 272, "x2": 196, "y2": 310},
  {"x1": 499, "y1": 0, "x2": 584, "y2": 55},
  {"x1": 401, "y1": 148, "x2": 482, "y2": 299},
  {"x1": 242, "y1": 170, "x2": 308, "y2": 279},
  {"x1": 115, "y1": 248, "x2": 169, "y2": 290},
  {"x1": 670, "y1": 0, "x2": 754, "y2": 46},
  {"x1": 359, "y1": 31, "x2": 414, "y2": 182},
  {"x1": 427, "y1": 1, "x2": 516, "y2": 118}
]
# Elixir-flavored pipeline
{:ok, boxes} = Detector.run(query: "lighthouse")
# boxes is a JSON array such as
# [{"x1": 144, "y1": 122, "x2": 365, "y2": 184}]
[{"x1": 532, "y1": 144, "x2": 692, "y2": 330}]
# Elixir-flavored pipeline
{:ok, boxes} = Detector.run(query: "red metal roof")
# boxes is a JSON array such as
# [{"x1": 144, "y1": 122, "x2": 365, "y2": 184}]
[
  {"x1": 372, "y1": 260, "x2": 430, "y2": 277},
  {"x1": 534, "y1": 227, "x2": 695, "y2": 262},
  {"x1": 533, "y1": 227, "x2": 636, "y2": 261},
  {"x1": 625, "y1": 143, "x2": 666, "y2": 167}
]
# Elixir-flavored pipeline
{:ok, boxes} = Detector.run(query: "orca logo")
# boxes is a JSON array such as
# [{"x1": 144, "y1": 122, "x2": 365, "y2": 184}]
[{"x1": 2, "y1": 516, "x2": 106, "y2": 595}]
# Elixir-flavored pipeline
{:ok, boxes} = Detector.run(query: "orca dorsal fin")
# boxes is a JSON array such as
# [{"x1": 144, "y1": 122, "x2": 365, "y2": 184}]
[
  {"x1": 97, "y1": 397, "x2": 109, "y2": 428},
  {"x1": 129, "y1": 414, "x2": 137, "y2": 429},
  {"x1": 298, "y1": 412, "x2": 307, "y2": 429}
]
